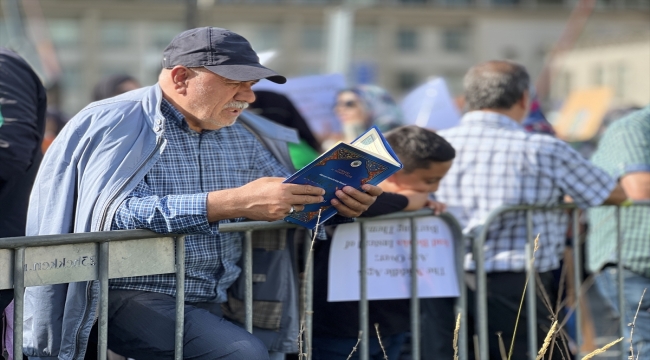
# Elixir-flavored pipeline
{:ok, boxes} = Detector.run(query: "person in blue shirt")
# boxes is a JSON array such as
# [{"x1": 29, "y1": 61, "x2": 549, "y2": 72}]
[{"x1": 24, "y1": 27, "x2": 381, "y2": 360}]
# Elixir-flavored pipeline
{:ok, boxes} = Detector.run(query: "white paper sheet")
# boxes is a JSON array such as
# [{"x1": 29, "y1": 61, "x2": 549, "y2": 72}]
[{"x1": 327, "y1": 216, "x2": 460, "y2": 302}]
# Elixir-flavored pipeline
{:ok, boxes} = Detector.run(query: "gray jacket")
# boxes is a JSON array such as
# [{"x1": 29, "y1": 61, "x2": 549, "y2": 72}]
[{"x1": 24, "y1": 84, "x2": 300, "y2": 359}]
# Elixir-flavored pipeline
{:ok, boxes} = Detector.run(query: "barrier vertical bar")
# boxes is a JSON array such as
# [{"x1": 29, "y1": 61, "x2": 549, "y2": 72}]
[
  {"x1": 13, "y1": 247, "x2": 25, "y2": 360},
  {"x1": 98, "y1": 242, "x2": 109, "y2": 360},
  {"x1": 410, "y1": 217, "x2": 420, "y2": 360},
  {"x1": 474, "y1": 227, "x2": 489, "y2": 360},
  {"x1": 175, "y1": 236, "x2": 186, "y2": 360},
  {"x1": 616, "y1": 207, "x2": 626, "y2": 356},
  {"x1": 571, "y1": 209, "x2": 582, "y2": 350},
  {"x1": 304, "y1": 231, "x2": 314, "y2": 360},
  {"x1": 526, "y1": 210, "x2": 537, "y2": 360},
  {"x1": 244, "y1": 230, "x2": 254, "y2": 333},
  {"x1": 359, "y1": 223, "x2": 369, "y2": 360},
  {"x1": 445, "y1": 213, "x2": 468, "y2": 360}
]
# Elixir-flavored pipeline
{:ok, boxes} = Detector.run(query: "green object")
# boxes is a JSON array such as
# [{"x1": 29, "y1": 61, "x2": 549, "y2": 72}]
[
  {"x1": 0, "y1": 104, "x2": 4, "y2": 128},
  {"x1": 588, "y1": 105, "x2": 650, "y2": 277},
  {"x1": 288, "y1": 139, "x2": 320, "y2": 170}
]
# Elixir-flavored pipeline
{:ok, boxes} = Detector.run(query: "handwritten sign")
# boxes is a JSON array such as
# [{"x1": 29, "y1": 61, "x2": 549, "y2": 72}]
[
  {"x1": 328, "y1": 216, "x2": 460, "y2": 302},
  {"x1": 253, "y1": 73, "x2": 346, "y2": 136}
]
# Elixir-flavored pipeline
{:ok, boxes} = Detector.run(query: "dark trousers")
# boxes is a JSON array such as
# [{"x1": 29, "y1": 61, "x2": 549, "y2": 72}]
[
  {"x1": 0, "y1": 289, "x2": 12, "y2": 313},
  {"x1": 104, "y1": 290, "x2": 269, "y2": 360},
  {"x1": 420, "y1": 272, "x2": 563, "y2": 360}
]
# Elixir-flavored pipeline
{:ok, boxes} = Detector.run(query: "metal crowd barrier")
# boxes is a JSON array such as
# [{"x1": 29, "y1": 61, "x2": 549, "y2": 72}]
[
  {"x1": 1, "y1": 209, "x2": 466, "y2": 360},
  {"x1": 220, "y1": 208, "x2": 467, "y2": 360},
  {"x1": 0, "y1": 230, "x2": 187, "y2": 360},
  {"x1": 472, "y1": 202, "x2": 650, "y2": 360}
]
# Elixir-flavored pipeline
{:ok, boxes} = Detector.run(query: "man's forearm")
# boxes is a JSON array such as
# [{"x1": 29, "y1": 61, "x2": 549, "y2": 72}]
[
  {"x1": 603, "y1": 183, "x2": 628, "y2": 205},
  {"x1": 620, "y1": 172, "x2": 650, "y2": 200},
  {"x1": 206, "y1": 188, "x2": 248, "y2": 222}
]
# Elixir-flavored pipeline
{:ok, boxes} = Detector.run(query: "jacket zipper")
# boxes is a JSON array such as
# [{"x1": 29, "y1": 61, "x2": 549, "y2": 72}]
[
  {"x1": 73, "y1": 135, "x2": 163, "y2": 359},
  {"x1": 73, "y1": 282, "x2": 93, "y2": 359}
]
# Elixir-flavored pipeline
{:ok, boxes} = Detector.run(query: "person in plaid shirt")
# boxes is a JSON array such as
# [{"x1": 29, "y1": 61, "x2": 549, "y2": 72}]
[
  {"x1": 588, "y1": 105, "x2": 650, "y2": 359},
  {"x1": 432, "y1": 60, "x2": 627, "y2": 359},
  {"x1": 24, "y1": 27, "x2": 382, "y2": 360}
]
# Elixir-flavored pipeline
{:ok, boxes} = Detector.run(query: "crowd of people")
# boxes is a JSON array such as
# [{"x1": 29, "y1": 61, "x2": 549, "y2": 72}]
[{"x1": 0, "y1": 25, "x2": 649, "y2": 360}]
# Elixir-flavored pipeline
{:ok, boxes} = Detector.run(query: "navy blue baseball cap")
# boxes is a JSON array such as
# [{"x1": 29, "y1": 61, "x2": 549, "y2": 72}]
[{"x1": 162, "y1": 27, "x2": 286, "y2": 84}]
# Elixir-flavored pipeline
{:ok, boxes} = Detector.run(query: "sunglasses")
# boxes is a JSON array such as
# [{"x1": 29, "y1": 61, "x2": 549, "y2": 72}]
[{"x1": 335, "y1": 100, "x2": 359, "y2": 108}]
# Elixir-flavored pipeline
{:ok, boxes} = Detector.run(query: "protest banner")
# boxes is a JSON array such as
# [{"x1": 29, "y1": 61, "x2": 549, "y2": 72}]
[
  {"x1": 253, "y1": 73, "x2": 346, "y2": 136},
  {"x1": 327, "y1": 216, "x2": 459, "y2": 302},
  {"x1": 400, "y1": 78, "x2": 461, "y2": 131},
  {"x1": 553, "y1": 87, "x2": 613, "y2": 142}
]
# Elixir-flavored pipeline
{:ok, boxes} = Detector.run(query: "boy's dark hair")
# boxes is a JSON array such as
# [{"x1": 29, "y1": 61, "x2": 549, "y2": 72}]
[{"x1": 385, "y1": 125, "x2": 455, "y2": 173}]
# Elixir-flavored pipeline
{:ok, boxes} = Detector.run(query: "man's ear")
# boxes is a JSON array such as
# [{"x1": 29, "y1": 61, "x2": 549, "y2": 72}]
[
  {"x1": 519, "y1": 89, "x2": 530, "y2": 110},
  {"x1": 169, "y1": 66, "x2": 192, "y2": 95},
  {"x1": 385, "y1": 173, "x2": 400, "y2": 184}
]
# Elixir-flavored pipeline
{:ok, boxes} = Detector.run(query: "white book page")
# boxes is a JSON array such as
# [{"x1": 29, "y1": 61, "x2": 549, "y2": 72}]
[{"x1": 350, "y1": 128, "x2": 399, "y2": 166}]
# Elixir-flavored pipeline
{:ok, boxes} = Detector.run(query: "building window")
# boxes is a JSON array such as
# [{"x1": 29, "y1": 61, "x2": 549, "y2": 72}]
[
  {"x1": 443, "y1": 29, "x2": 468, "y2": 53},
  {"x1": 301, "y1": 26, "x2": 323, "y2": 51},
  {"x1": 48, "y1": 19, "x2": 80, "y2": 49},
  {"x1": 444, "y1": 72, "x2": 465, "y2": 96},
  {"x1": 397, "y1": 71, "x2": 419, "y2": 91},
  {"x1": 491, "y1": 0, "x2": 521, "y2": 5},
  {"x1": 353, "y1": 26, "x2": 377, "y2": 52},
  {"x1": 555, "y1": 70, "x2": 572, "y2": 99},
  {"x1": 101, "y1": 21, "x2": 131, "y2": 48},
  {"x1": 442, "y1": 0, "x2": 471, "y2": 4},
  {"x1": 501, "y1": 47, "x2": 519, "y2": 60},
  {"x1": 0, "y1": 21, "x2": 8, "y2": 46},
  {"x1": 397, "y1": 29, "x2": 418, "y2": 52},
  {"x1": 300, "y1": 64, "x2": 322, "y2": 76},
  {"x1": 254, "y1": 25, "x2": 281, "y2": 51},
  {"x1": 614, "y1": 62, "x2": 627, "y2": 99},
  {"x1": 592, "y1": 65, "x2": 604, "y2": 86},
  {"x1": 151, "y1": 23, "x2": 184, "y2": 50}
]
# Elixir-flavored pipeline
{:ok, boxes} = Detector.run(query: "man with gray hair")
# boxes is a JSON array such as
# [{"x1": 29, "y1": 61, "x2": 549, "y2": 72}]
[
  {"x1": 429, "y1": 60, "x2": 627, "y2": 359},
  {"x1": 23, "y1": 27, "x2": 381, "y2": 360}
]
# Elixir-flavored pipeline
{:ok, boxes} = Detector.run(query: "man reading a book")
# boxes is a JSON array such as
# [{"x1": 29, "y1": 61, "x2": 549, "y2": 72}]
[{"x1": 23, "y1": 27, "x2": 382, "y2": 360}]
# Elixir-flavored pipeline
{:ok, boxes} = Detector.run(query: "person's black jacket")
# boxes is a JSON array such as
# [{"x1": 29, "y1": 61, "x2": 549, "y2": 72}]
[{"x1": 0, "y1": 47, "x2": 47, "y2": 238}]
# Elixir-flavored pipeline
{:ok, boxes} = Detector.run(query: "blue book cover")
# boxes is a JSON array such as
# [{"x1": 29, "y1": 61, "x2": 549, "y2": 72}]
[{"x1": 283, "y1": 126, "x2": 403, "y2": 229}]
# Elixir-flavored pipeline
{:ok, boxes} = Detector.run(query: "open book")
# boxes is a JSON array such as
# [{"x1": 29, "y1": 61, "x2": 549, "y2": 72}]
[{"x1": 283, "y1": 126, "x2": 403, "y2": 229}]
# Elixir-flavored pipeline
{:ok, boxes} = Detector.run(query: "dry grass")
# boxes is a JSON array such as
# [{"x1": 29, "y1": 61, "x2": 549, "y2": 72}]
[
  {"x1": 536, "y1": 321, "x2": 558, "y2": 360},
  {"x1": 374, "y1": 323, "x2": 388, "y2": 360},
  {"x1": 629, "y1": 288, "x2": 647, "y2": 360},
  {"x1": 497, "y1": 332, "x2": 507, "y2": 360},
  {"x1": 346, "y1": 331, "x2": 363, "y2": 360},
  {"x1": 507, "y1": 234, "x2": 540, "y2": 360},
  {"x1": 298, "y1": 209, "x2": 322, "y2": 360},
  {"x1": 581, "y1": 337, "x2": 623, "y2": 359},
  {"x1": 453, "y1": 313, "x2": 461, "y2": 360}
]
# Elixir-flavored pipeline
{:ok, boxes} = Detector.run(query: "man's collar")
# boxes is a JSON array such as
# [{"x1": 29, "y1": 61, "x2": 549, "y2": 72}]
[
  {"x1": 160, "y1": 98, "x2": 191, "y2": 131},
  {"x1": 460, "y1": 110, "x2": 523, "y2": 130}
]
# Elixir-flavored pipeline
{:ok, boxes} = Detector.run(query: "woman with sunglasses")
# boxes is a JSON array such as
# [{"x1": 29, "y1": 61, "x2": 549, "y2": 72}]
[{"x1": 334, "y1": 85, "x2": 404, "y2": 143}]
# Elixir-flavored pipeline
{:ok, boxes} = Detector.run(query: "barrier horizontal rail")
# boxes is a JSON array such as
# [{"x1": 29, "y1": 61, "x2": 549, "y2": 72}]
[
  {"x1": 1, "y1": 209, "x2": 467, "y2": 360},
  {"x1": 472, "y1": 202, "x2": 650, "y2": 360},
  {"x1": 0, "y1": 230, "x2": 186, "y2": 360}
]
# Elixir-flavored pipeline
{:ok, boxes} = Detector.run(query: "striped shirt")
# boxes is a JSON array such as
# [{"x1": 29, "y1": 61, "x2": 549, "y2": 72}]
[
  {"x1": 109, "y1": 99, "x2": 291, "y2": 303},
  {"x1": 436, "y1": 111, "x2": 616, "y2": 273},
  {"x1": 588, "y1": 106, "x2": 650, "y2": 277}
]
